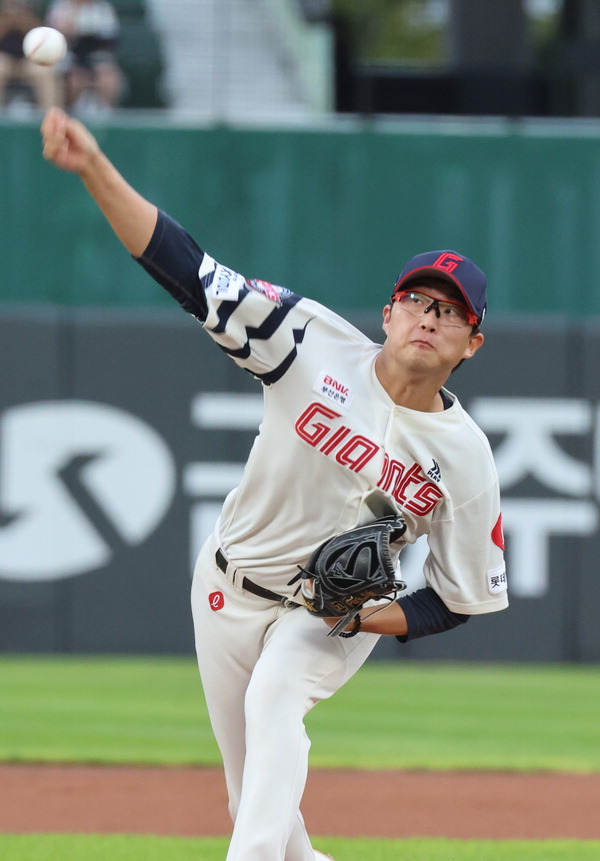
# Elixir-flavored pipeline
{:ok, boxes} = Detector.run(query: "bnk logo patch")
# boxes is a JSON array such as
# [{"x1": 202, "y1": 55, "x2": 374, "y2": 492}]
[{"x1": 313, "y1": 370, "x2": 354, "y2": 410}]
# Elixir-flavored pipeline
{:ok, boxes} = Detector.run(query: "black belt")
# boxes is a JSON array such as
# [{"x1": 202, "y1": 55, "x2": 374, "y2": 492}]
[{"x1": 215, "y1": 548, "x2": 298, "y2": 607}]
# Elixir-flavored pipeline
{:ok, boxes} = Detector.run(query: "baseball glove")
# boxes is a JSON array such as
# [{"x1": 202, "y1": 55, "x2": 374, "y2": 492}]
[{"x1": 300, "y1": 515, "x2": 407, "y2": 637}]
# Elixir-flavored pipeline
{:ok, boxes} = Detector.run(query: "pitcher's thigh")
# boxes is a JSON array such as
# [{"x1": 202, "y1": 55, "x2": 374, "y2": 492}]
[{"x1": 246, "y1": 607, "x2": 379, "y2": 719}]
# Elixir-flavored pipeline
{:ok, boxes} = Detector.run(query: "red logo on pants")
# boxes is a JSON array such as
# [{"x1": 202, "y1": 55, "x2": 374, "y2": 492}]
[{"x1": 209, "y1": 591, "x2": 225, "y2": 611}]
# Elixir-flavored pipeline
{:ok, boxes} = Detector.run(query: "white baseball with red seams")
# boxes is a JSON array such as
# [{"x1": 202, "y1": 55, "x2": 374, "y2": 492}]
[{"x1": 23, "y1": 27, "x2": 67, "y2": 66}]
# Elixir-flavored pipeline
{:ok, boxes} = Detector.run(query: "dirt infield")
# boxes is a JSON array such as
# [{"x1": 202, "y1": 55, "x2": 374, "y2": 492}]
[{"x1": 1, "y1": 765, "x2": 600, "y2": 840}]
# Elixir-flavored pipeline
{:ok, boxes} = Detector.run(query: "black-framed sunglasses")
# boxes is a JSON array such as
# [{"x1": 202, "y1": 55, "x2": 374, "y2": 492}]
[{"x1": 392, "y1": 289, "x2": 478, "y2": 328}]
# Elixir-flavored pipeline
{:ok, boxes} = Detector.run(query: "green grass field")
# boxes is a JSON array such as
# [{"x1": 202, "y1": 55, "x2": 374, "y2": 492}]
[
  {"x1": 1, "y1": 656, "x2": 599, "y2": 860},
  {"x1": 2, "y1": 835, "x2": 600, "y2": 861},
  {"x1": 1, "y1": 657, "x2": 599, "y2": 771}
]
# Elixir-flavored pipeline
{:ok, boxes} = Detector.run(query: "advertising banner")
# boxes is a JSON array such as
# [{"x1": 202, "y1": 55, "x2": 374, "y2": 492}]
[{"x1": 1, "y1": 308, "x2": 597, "y2": 661}]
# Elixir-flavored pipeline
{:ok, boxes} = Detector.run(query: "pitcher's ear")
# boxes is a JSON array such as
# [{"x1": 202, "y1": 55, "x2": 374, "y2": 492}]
[{"x1": 463, "y1": 331, "x2": 485, "y2": 360}]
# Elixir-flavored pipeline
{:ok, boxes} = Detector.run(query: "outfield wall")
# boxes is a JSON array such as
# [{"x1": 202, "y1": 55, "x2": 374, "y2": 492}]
[
  {"x1": 1, "y1": 307, "x2": 599, "y2": 662},
  {"x1": 4, "y1": 116, "x2": 600, "y2": 316}
]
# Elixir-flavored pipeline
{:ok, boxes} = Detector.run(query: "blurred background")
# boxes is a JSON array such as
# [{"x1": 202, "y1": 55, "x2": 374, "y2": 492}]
[
  {"x1": 2, "y1": 0, "x2": 597, "y2": 121},
  {"x1": 3, "y1": 0, "x2": 599, "y2": 122},
  {"x1": 2, "y1": 0, "x2": 600, "y2": 664}
]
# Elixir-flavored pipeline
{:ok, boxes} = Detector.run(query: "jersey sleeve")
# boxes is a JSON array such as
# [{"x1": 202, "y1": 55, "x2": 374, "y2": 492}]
[
  {"x1": 136, "y1": 209, "x2": 315, "y2": 383},
  {"x1": 424, "y1": 481, "x2": 508, "y2": 615}
]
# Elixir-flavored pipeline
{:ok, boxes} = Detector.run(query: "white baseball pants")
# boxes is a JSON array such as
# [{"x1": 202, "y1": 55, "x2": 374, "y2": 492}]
[{"x1": 191, "y1": 534, "x2": 380, "y2": 861}]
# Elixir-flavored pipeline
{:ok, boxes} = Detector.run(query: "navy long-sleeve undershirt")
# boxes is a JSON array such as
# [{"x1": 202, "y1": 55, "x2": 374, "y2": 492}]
[
  {"x1": 396, "y1": 587, "x2": 470, "y2": 642},
  {"x1": 136, "y1": 210, "x2": 209, "y2": 320}
]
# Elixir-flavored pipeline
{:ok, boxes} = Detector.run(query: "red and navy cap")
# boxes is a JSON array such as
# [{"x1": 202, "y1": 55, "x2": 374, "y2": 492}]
[{"x1": 393, "y1": 250, "x2": 487, "y2": 325}]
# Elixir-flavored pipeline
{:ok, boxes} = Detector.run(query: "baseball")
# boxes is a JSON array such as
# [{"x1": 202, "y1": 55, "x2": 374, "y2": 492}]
[{"x1": 23, "y1": 27, "x2": 67, "y2": 67}]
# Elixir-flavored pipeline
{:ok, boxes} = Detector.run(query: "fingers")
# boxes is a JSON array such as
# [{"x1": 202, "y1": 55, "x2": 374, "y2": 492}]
[
  {"x1": 41, "y1": 107, "x2": 69, "y2": 164},
  {"x1": 40, "y1": 108, "x2": 99, "y2": 172},
  {"x1": 41, "y1": 106, "x2": 68, "y2": 131},
  {"x1": 40, "y1": 106, "x2": 69, "y2": 142}
]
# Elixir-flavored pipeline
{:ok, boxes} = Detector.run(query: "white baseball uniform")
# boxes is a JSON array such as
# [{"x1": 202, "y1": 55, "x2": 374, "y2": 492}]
[{"x1": 138, "y1": 213, "x2": 508, "y2": 861}]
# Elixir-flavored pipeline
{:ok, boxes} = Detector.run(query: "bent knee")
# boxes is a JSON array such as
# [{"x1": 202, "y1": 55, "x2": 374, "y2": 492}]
[{"x1": 244, "y1": 673, "x2": 307, "y2": 727}]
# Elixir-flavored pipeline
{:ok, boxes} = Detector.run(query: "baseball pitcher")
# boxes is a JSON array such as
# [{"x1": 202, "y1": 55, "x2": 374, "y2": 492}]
[{"x1": 40, "y1": 107, "x2": 508, "y2": 861}]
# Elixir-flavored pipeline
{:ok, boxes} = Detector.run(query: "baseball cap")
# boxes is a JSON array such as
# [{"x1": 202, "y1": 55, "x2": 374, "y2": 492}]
[{"x1": 393, "y1": 250, "x2": 487, "y2": 325}]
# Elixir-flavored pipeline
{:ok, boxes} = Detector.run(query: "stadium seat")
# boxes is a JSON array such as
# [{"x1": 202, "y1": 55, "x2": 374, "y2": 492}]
[
  {"x1": 110, "y1": 0, "x2": 147, "y2": 21},
  {"x1": 34, "y1": 0, "x2": 147, "y2": 21},
  {"x1": 31, "y1": 1, "x2": 166, "y2": 109},
  {"x1": 116, "y1": 20, "x2": 166, "y2": 108}
]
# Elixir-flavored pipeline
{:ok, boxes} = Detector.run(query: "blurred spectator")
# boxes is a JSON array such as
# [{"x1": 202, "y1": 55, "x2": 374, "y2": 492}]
[
  {"x1": 46, "y1": 0, "x2": 123, "y2": 113},
  {"x1": 0, "y1": 0, "x2": 63, "y2": 111}
]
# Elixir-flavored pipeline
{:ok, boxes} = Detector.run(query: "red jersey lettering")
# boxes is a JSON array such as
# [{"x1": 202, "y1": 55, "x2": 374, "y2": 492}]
[
  {"x1": 395, "y1": 463, "x2": 426, "y2": 501},
  {"x1": 320, "y1": 425, "x2": 351, "y2": 454},
  {"x1": 295, "y1": 403, "x2": 443, "y2": 515},
  {"x1": 295, "y1": 402, "x2": 341, "y2": 446},
  {"x1": 377, "y1": 454, "x2": 405, "y2": 492},
  {"x1": 405, "y1": 482, "x2": 444, "y2": 516},
  {"x1": 377, "y1": 455, "x2": 444, "y2": 515},
  {"x1": 336, "y1": 436, "x2": 380, "y2": 472}
]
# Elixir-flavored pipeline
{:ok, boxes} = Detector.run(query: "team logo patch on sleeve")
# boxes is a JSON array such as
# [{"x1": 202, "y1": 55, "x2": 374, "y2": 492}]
[
  {"x1": 487, "y1": 565, "x2": 507, "y2": 595},
  {"x1": 246, "y1": 279, "x2": 292, "y2": 304},
  {"x1": 313, "y1": 370, "x2": 354, "y2": 410},
  {"x1": 492, "y1": 514, "x2": 505, "y2": 550},
  {"x1": 208, "y1": 264, "x2": 246, "y2": 301}
]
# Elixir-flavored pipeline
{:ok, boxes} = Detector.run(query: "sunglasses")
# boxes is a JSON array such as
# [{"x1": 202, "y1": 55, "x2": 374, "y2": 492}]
[{"x1": 392, "y1": 289, "x2": 478, "y2": 328}]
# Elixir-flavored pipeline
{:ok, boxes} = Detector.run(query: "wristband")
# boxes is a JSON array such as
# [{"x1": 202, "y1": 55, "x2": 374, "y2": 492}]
[{"x1": 338, "y1": 613, "x2": 362, "y2": 638}]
